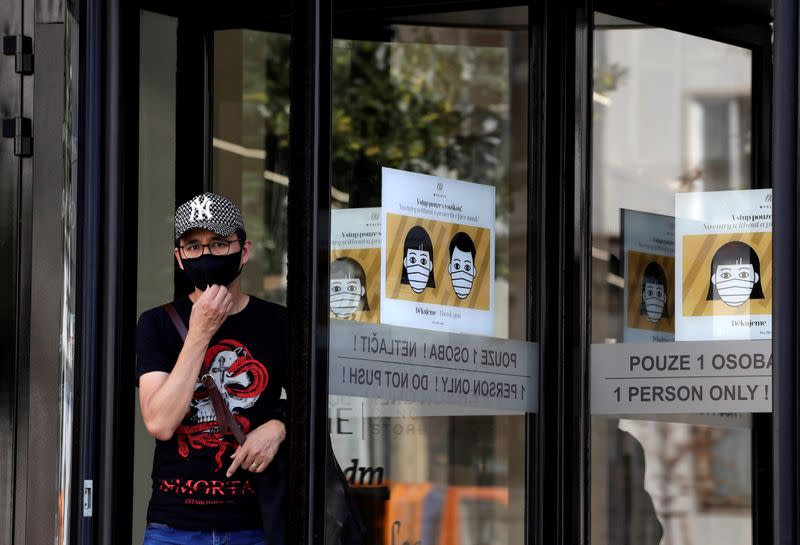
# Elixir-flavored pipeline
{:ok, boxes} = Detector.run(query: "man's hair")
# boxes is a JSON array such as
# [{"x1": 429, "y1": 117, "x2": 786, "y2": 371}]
[{"x1": 449, "y1": 232, "x2": 476, "y2": 259}]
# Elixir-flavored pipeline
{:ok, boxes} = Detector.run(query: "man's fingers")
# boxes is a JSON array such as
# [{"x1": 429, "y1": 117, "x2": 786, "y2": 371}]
[
  {"x1": 226, "y1": 458, "x2": 242, "y2": 478},
  {"x1": 211, "y1": 285, "x2": 228, "y2": 307},
  {"x1": 241, "y1": 450, "x2": 259, "y2": 471},
  {"x1": 203, "y1": 284, "x2": 220, "y2": 301},
  {"x1": 252, "y1": 451, "x2": 273, "y2": 473},
  {"x1": 223, "y1": 294, "x2": 235, "y2": 315},
  {"x1": 251, "y1": 444, "x2": 277, "y2": 473},
  {"x1": 219, "y1": 296, "x2": 234, "y2": 316},
  {"x1": 226, "y1": 446, "x2": 246, "y2": 477}
]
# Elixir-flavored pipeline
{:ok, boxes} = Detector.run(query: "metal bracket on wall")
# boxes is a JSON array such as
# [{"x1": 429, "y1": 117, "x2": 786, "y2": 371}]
[
  {"x1": 3, "y1": 35, "x2": 33, "y2": 75},
  {"x1": 2, "y1": 117, "x2": 33, "y2": 157},
  {"x1": 83, "y1": 480, "x2": 93, "y2": 517}
]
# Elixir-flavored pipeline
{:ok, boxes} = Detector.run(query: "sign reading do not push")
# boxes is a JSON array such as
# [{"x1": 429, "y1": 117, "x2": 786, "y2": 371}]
[
  {"x1": 330, "y1": 320, "x2": 538, "y2": 414},
  {"x1": 591, "y1": 340, "x2": 771, "y2": 414}
]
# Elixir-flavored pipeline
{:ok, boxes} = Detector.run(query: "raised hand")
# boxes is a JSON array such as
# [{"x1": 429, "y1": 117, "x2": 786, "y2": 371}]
[{"x1": 188, "y1": 284, "x2": 235, "y2": 343}]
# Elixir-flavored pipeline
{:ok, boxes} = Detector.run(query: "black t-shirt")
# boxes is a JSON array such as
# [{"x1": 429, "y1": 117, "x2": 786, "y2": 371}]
[{"x1": 135, "y1": 295, "x2": 288, "y2": 531}]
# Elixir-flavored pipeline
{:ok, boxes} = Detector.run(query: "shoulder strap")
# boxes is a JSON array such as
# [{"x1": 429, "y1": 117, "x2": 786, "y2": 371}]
[
  {"x1": 162, "y1": 303, "x2": 247, "y2": 445},
  {"x1": 202, "y1": 374, "x2": 247, "y2": 444},
  {"x1": 163, "y1": 303, "x2": 189, "y2": 342}
]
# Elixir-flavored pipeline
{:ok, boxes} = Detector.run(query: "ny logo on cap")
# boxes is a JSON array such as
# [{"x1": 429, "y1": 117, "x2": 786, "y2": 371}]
[{"x1": 189, "y1": 195, "x2": 213, "y2": 221}]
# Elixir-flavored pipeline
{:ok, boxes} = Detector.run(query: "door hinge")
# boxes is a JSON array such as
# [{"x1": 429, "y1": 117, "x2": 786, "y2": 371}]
[
  {"x1": 3, "y1": 35, "x2": 33, "y2": 75},
  {"x1": 83, "y1": 480, "x2": 93, "y2": 517},
  {"x1": 2, "y1": 117, "x2": 32, "y2": 157}
]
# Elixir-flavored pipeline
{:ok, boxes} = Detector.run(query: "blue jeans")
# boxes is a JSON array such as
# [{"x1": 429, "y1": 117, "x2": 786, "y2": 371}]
[{"x1": 143, "y1": 523, "x2": 265, "y2": 545}]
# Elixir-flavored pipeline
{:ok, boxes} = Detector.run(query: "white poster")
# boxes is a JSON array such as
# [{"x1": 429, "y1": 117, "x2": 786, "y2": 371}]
[
  {"x1": 622, "y1": 210, "x2": 675, "y2": 343},
  {"x1": 675, "y1": 189, "x2": 772, "y2": 341},
  {"x1": 330, "y1": 208, "x2": 382, "y2": 323},
  {"x1": 380, "y1": 167, "x2": 495, "y2": 336}
]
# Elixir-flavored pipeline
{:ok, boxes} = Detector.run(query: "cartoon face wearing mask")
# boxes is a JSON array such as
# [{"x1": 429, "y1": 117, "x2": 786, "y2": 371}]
[
  {"x1": 639, "y1": 262, "x2": 669, "y2": 323},
  {"x1": 400, "y1": 226, "x2": 436, "y2": 294},
  {"x1": 706, "y1": 241, "x2": 765, "y2": 308},
  {"x1": 330, "y1": 257, "x2": 370, "y2": 319},
  {"x1": 448, "y1": 232, "x2": 477, "y2": 299}
]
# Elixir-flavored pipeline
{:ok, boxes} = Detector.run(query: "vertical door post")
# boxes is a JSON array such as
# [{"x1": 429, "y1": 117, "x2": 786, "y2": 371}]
[
  {"x1": 772, "y1": 1, "x2": 799, "y2": 544},
  {"x1": 535, "y1": 1, "x2": 592, "y2": 545},
  {"x1": 0, "y1": 0, "x2": 26, "y2": 543},
  {"x1": 287, "y1": 0, "x2": 332, "y2": 544},
  {"x1": 72, "y1": 0, "x2": 140, "y2": 542}
]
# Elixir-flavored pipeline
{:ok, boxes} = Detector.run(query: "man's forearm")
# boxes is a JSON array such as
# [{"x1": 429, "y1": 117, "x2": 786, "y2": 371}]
[{"x1": 142, "y1": 331, "x2": 210, "y2": 440}]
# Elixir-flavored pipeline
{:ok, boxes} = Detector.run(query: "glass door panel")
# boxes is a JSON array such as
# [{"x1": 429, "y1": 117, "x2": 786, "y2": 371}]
[
  {"x1": 327, "y1": 7, "x2": 533, "y2": 545},
  {"x1": 133, "y1": 13, "x2": 292, "y2": 544},
  {"x1": 134, "y1": 11, "x2": 179, "y2": 544},
  {"x1": 213, "y1": 28, "x2": 291, "y2": 305},
  {"x1": 591, "y1": 14, "x2": 761, "y2": 545}
]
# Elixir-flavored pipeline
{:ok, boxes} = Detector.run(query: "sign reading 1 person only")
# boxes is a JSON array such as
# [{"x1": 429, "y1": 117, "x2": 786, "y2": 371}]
[{"x1": 591, "y1": 340, "x2": 771, "y2": 414}]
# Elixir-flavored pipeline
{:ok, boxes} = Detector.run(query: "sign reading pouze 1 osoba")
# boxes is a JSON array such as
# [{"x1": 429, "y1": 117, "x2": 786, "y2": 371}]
[
  {"x1": 330, "y1": 320, "x2": 538, "y2": 414},
  {"x1": 591, "y1": 340, "x2": 771, "y2": 414}
]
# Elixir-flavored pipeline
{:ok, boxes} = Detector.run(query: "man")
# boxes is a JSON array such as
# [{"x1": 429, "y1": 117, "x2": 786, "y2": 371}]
[{"x1": 136, "y1": 192, "x2": 287, "y2": 544}]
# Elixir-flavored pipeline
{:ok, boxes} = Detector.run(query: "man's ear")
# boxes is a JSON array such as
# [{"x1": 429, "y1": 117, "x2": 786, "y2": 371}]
[
  {"x1": 240, "y1": 239, "x2": 253, "y2": 265},
  {"x1": 360, "y1": 286, "x2": 366, "y2": 296},
  {"x1": 754, "y1": 272, "x2": 760, "y2": 283},
  {"x1": 174, "y1": 248, "x2": 185, "y2": 270},
  {"x1": 711, "y1": 274, "x2": 717, "y2": 285}
]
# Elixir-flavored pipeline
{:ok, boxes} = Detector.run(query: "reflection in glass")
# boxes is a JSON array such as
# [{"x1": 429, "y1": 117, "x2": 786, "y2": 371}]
[
  {"x1": 213, "y1": 29, "x2": 291, "y2": 304},
  {"x1": 591, "y1": 15, "x2": 754, "y2": 545},
  {"x1": 132, "y1": 11, "x2": 179, "y2": 545},
  {"x1": 330, "y1": 9, "x2": 529, "y2": 545},
  {"x1": 57, "y1": 10, "x2": 81, "y2": 545},
  {"x1": 210, "y1": 13, "x2": 532, "y2": 545},
  {"x1": 330, "y1": 257, "x2": 371, "y2": 318}
]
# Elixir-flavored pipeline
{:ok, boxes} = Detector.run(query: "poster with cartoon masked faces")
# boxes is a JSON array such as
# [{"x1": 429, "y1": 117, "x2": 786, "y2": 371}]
[
  {"x1": 330, "y1": 208, "x2": 381, "y2": 323},
  {"x1": 380, "y1": 168, "x2": 495, "y2": 336},
  {"x1": 622, "y1": 210, "x2": 675, "y2": 343},
  {"x1": 675, "y1": 189, "x2": 772, "y2": 341}
]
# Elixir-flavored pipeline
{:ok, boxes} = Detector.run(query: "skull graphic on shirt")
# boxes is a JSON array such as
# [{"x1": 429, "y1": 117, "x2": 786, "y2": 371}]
[{"x1": 177, "y1": 339, "x2": 269, "y2": 469}]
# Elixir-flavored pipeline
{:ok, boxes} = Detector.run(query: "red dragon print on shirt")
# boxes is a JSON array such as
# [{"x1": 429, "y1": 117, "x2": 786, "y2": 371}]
[{"x1": 176, "y1": 339, "x2": 269, "y2": 470}]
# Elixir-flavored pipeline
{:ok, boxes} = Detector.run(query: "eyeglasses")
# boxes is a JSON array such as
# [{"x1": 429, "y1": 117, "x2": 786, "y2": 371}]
[{"x1": 179, "y1": 238, "x2": 241, "y2": 259}]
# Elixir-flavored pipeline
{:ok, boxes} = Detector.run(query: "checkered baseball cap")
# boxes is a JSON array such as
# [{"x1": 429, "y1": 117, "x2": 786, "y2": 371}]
[{"x1": 174, "y1": 192, "x2": 245, "y2": 241}]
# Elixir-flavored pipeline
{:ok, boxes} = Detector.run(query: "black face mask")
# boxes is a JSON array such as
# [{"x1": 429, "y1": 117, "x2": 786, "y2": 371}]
[{"x1": 181, "y1": 251, "x2": 243, "y2": 290}]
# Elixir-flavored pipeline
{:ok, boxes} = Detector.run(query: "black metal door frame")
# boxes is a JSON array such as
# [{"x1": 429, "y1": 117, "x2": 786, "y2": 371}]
[
  {"x1": 772, "y1": 1, "x2": 799, "y2": 545},
  {"x1": 70, "y1": 0, "x2": 589, "y2": 543},
  {"x1": 532, "y1": 2, "x2": 592, "y2": 545},
  {"x1": 588, "y1": 3, "x2": 775, "y2": 545},
  {"x1": 66, "y1": 1, "x2": 790, "y2": 545},
  {"x1": 0, "y1": 0, "x2": 32, "y2": 543},
  {"x1": 67, "y1": 0, "x2": 141, "y2": 544}
]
